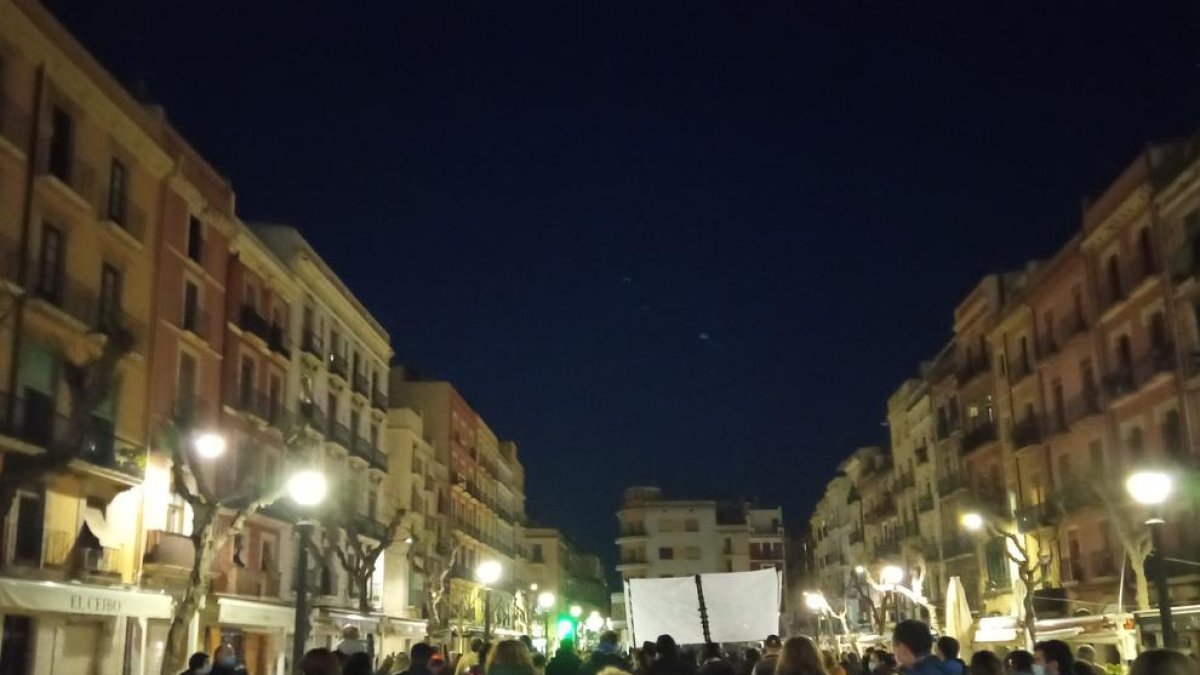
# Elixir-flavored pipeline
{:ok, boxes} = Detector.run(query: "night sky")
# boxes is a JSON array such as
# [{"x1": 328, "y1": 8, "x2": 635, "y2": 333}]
[{"x1": 47, "y1": 1, "x2": 1200, "y2": 577}]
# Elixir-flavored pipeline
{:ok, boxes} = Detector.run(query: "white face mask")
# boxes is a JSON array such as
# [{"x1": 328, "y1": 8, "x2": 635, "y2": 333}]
[
  {"x1": 1031, "y1": 666, "x2": 1045, "y2": 675},
  {"x1": 196, "y1": 665, "x2": 212, "y2": 675}
]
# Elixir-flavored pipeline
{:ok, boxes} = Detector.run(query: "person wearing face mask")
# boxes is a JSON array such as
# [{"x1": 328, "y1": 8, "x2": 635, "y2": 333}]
[
  {"x1": 210, "y1": 644, "x2": 245, "y2": 675},
  {"x1": 179, "y1": 652, "x2": 212, "y2": 675},
  {"x1": 1031, "y1": 641, "x2": 1073, "y2": 675},
  {"x1": 1004, "y1": 650, "x2": 1034, "y2": 675},
  {"x1": 890, "y1": 620, "x2": 951, "y2": 675}
]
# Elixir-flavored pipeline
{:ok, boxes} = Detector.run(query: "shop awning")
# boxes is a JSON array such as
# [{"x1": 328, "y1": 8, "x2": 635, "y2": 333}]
[
  {"x1": 217, "y1": 596, "x2": 296, "y2": 630},
  {"x1": 0, "y1": 578, "x2": 172, "y2": 618}
]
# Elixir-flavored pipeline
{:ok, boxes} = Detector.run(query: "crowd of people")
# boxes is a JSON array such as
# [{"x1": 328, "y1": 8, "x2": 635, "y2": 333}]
[{"x1": 176, "y1": 620, "x2": 1199, "y2": 675}]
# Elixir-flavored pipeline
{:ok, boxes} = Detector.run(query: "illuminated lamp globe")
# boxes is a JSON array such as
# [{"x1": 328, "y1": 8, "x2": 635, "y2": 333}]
[
  {"x1": 193, "y1": 432, "x2": 227, "y2": 459},
  {"x1": 1126, "y1": 470, "x2": 1174, "y2": 506},
  {"x1": 881, "y1": 565, "x2": 904, "y2": 586},
  {"x1": 961, "y1": 512, "x2": 985, "y2": 532},
  {"x1": 586, "y1": 611, "x2": 604, "y2": 632},
  {"x1": 569, "y1": 604, "x2": 583, "y2": 619},
  {"x1": 476, "y1": 560, "x2": 502, "y2": 586},
  {"x1": 287, "y1": 469, "x2": 327, "y2": 507},
  {"x1": 538, "y1": 591, "x2": 556, "y2": 610}
]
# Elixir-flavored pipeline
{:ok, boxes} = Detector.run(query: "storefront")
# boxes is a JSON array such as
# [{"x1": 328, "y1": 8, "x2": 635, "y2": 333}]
[
  {"x1": 206, "y1": 596, "x2": 295, "y2": 675},
  {"x1": 1134, "y1": 604, "x2": 1200, "y2": 654},
  {"x1": 0, "y1": 577, "x2": 173, "y2": 675},
  {"x1": 973, "y1": 614, "x2": 1137, "y2": 665}
]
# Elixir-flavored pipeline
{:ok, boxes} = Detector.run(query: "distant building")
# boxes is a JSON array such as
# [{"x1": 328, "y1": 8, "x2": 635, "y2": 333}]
[{"x1": 522, "y1": 526, "x2": 609, "y2": 639}]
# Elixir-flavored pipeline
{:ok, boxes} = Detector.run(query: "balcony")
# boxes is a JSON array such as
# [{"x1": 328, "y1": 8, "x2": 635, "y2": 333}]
[
  {"x1": 864, "y1": 499, "x2": 898, "y2": 524},
  {"x1": 971, "y1": 483, "x2": 1008, "y2": 515},
  {"x1": 372, "y1": 388, "x2": 388, "y2": 412},
  {"x1": 1040, "y1": 333, "x2": 1060, "y2": 358},
  {"x1": 896, "y1": 472, "x2": 916, "y2": 491},
  {"x1": 915, "y1": 445, "x2": 929, "y2": 464},
  {"x1": 1010, "y1": 417, "x2": 1042, "y2": 450},
  {"x1": 267, "y1": 324, "x2": 290, "y2": 359},
  {"x1": 1008, "y1": 356, "x2": 1035, "y2": 384},
  {"x1": 229, "y1": 387, "x2": 286, "y2": 428},
  {"x1": 142, "y1": 530, "x2": 195, "y2": 570},
  {"x1": 35, "y1": 142, "x2": 97, "y2": 211},
  {"x1": 329, "y1": 354, "x2": 350, "y2": 382},
  {"x1": 350, "y1": 434, "x2": 387, "y2": 469},
  {"x1": 849, "y1": 529, "x2": 865, "y2": 545},
  {"x1": 961, "y1": 421, "x2": 998, "y2": 454},
  {"x1": 178, "y1": 305, "x2": 209, "y2": 341},
  {"x1": 957, "y1": 358, "x2": 990, "y2": 384},
  {"x1": 98, "y1": 187, "x2": 147, "y2": 245},
  {"x1": 1015, "y1": 502, "x2": 1055, "y2": 533},
  {"x1": 918, "y1": 494, "x2": 934, "y2": 512},
  {"x1": 26, "y1": 267, "x2": 145, "y2": 349},
  {"x1": 172, "y1": 395, "x2": 211, "y2": 427},
  {"x1": 328, "y1": 421, "x2": 352, "y2": 448},
  {"x1": 937, "y1": 473, "x2": 967, "y2": 498},
  {"x1": 874, "y1": 539, "x2": 900, "y2": 557},
  {"x1": 0, "y1": 393, "x2": 144, "y2": 480},
  {"x1": 300, "y1": 330, "x2": 324, "y2": 363},
  {"x1": 352, "y1": 373, "x2": 370, "y2": 397},
  {"x1": 238, "y1": 305, "x2": 270, "y2": 342},
  {"x1": 1061, "y1": 557, "x2": 1087, "y2": 584},
  {"x1": 942, "y1": 535, "x2": 975, "y2": 560},
  {"x1": 0, "y1": 93, "x2": 31, "y2": 155},
  {"x1": 1059, "y1": 311, "x2": 1089, "y2": 343},
  {"x1": 618, "y1": 523, "x2": 648, "y2": 540},
  {"x1": 1066, "y1": 388, "x2": 1102, "y2": 425},
  {"x1": 298, "y1": 400, "x2": 327, "y2": 434}
]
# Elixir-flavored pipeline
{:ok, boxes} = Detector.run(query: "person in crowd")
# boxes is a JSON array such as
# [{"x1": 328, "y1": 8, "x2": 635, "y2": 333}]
[
  {"x1": 457, "y1": 639, "x2": 487, "y2": 675},
  {"x1": 299, "y1": 648, "x2": 342, "y2": 675},
  {"x1": 1130, "y1": 649, "x2": 1200, "y2": 675},
  {"x1": 891, "y1": 619, "x2": 952, "y2": 675},
  {"x1": 741, "y1": 648, "x2": 762, "y2": 675},
  {"x1": 211, "y1": 645, "x2": 244, "y2": 675},
  {"x1": 841, "y1": 654, "x2": 860, "y2": 675},
  {"x1": 869, "y1": 653, "x2": 897, "y2": 675},
  {"x1": 861, "y1": 649, "x2": 876, "y2": 675},
  {"x1": 1072, "y1": 646, "x2": 1095, "y2": 671},
  {"x1": 548, "y1": 639, "x2": 584, "y2": 675},
  {"x1": 648, "y1": 635, "x2": 697, "y2": 675},
  {"x1": 431, "y1": 650, "x2": 449, "y2": 675},
  {"x1": 585, "y1": 631, "x2": 633, "y2": 675},
  {"x1": 967, "y1": 651, "x2": 1003, "y2": 675},
  {"x1": 1032, "y1": 641, "x2": 1073, "y2": 675},
  {"x1": 755, "y1": 636, "x2": 784, "y2": 675},
  {"x1": 180, "y1": 652, "x2": 212, "y2": 675},
  {"x1": 774, "y1": 636, "x2": 826, "y2": 675},
  {"x1": 821, "y1": 651, "x2": 845, "y2": 675},
  {"x1": 398, "y1": 643, "x2": 436, "y2": 675},
  {"x1": 1003, "y1": 650, "x2": 1033, "y2": 675},
  {"x1": 635, "y1": 643, "x2": 659, "y2": 675},
  {"x1": 344, "y1": 652, "x2": 375, "y2": 675},
  {"x1": 487, "y1": 639, "x2": 537, "y2": 675},
  {"x1": 935, "y1": 638, "x2": 965, "y2": 675},
  {"x1": 698, "y1": 643, "x2": 736, "y2": 675},
  {"x1": 337, "y1": 625, "x2": 369, "y2": 658},
  {"x1": 534, "y1": 652, "x2": 549, "y2": 675}
]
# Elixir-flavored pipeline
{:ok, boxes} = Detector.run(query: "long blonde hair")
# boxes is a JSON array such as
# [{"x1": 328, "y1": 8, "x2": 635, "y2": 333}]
[
  {"x1": 486, "y1": 640, "x2": 534, "y2": 673},
  {"x1": 776, "y1": 637, "x2": 827, "y2": 675}
]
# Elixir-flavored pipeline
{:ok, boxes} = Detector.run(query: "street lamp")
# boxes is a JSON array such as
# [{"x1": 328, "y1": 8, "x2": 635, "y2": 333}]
[
  {"x1": 961, "y1": 512, "x2": 985, "y2": 532},
  {"x1": 569, "y1": 604, "x2": 583, "y2": 619},
  {"x1": 476, "y1": 560, "x2": 503, "y2": 642},
  {"x1": 193, "y1": 431, "x2": 226, "y2": 459},
  {"x1": 287, "y1": 468, "x2": 328, "y2": 673},
  {"x1": 537, "y1": 591, "x2": 556, "y2": 652},
  {"x1": 881, "y1": 565, "x2": 904, "y2": 587},
  {"x1": 586, "y1": 611, "x2": 604, "y2": 633},
  {"x1": 1127, "y1": 469, "x2": 1176, "y2": 648}
]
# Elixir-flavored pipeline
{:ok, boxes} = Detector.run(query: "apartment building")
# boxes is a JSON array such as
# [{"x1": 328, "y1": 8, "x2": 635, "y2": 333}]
[
  {"x1": 0, "y1": 0, "x2": 178, "y2": 672},
  {"x1": 388, "y1": 374, "x2": 528, "y2": 644},
  {"x1": 523, "y1": 526, "x2": 609, "y2": 628}
]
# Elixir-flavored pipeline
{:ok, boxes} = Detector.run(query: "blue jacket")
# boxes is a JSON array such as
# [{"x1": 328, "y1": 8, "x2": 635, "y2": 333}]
[{"x1": 904, "y1": 656, "x2": 954, "y2": 675}]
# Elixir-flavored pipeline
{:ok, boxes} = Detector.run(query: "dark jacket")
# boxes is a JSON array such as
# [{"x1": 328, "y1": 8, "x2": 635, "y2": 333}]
[
  {"x1": 698, "y1": 659, "x2": 736, "y2": 675},
  {"x1": 753, "y1": 655, "x2": 779, "y2": 675},
  {"x1": 903, "y1": 656, "x2": 952, "y2": 675},
  {"x1": 647, "y1": 657, "x2": 697, "y2": 675},
  {"x1": 547, "y1": 651, "x2": 585, "y2": 675},
  {"x1": 584, "y1": 651, "x2": 633, "y2": 675},
  {"x1": 210, "y1": 665, "x2": 245, "y2": 675}
]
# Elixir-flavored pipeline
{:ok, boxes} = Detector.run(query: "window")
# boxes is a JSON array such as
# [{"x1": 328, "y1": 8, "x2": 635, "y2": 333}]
[
  {"x1": 48, "y1": 106, "x2": 73, "y2": 181},
  {"x1": 1089, "y1": 440, "x2": 1104, "y2": 470},
  {"x1": 1164, "y1": 410, "x2": 1185, "y2": 457},
  {"x1": 183, "y1": 279, "x2": 201, "y2": 334},
  {"x1": 186, "y1": 216, "x2": 204, "y2": 263},
  {"x1": 1051, "y1": 379, "x2": 1065, "y2": 430},
  {"x1": 1116, "y1": 335, "x2": 1134, "y2": 372},
  {"x1": 107, "y1": 158, "x2": 127, "y2": 224},
  {"x1": 684, "y1": 518, "x2": 699, "y2": 532},
  {"x1": 367, "y1": 482, "x2": 378, "y2": 520},
  {"x1": 1128, "y1": 426, "x2": 1145, "y2": 461},
  {"x1": 658, "y1": 547, "x2": 674, "y2": 560},
  {"x1": 1072, "y1": 286, "x2": 1085, "y2": 325},
  {"x1": 261, "y1": 539, "x2": 274, "y2": 572},
  {"x1": 37, "y1": 225, "x2": 64, "y2": 300},
  {"x1": 1043, "y1": 310, "x2": 1055, "y2": 350},
  {"x1": 684, "y1": 546, "x2": 701, "y2": 560},
  {"x1": 1057, "y1": 453, "x2": 1072, "y2": 486},
  {"x1": 0, "y1": 615, "x2": 33, "y2": 675},
  {"x1": 1150, "y1": 312, "x2": 1169, "y2": 350},
  {"x1": 531, "y1": 543, "x2": 544, "y2": 562},
  {"x1": 239, "y1": 357, "x2": 255, "y2": 409},
  {"x1": 267, "y1": 376, "x2": 282, "y2": 423},
  {"x1": 985, "y1": 537, "x2": 1010, "y2": 588},
  {"x1": 1106, "y1": 255, "x2": 1122, "y2": 301},
  {"x1": 13, "y1": 492, "x2": 45, "y2": 564},
  {"x1": 178, "y1": 351, "x2": 198, "y2": 412},
  {"x1": 1138, "y1": 227, "x2": 1156, "y2": 275},
  {"x1": 97, "y1": 263, "x2": 122, "y2": 332}
]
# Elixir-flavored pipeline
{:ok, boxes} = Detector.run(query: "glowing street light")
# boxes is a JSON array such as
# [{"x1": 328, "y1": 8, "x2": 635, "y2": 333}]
[
  {"x1": 804, "y1": 591, "x2": 829, "y2": 612},
  {"x1": 569, "y1": 604, "x2": 583, "y2": 619},
  {"x1": 287, "y1": 467, "x2": 327, "y2": 672},
  {"x1": 286, "y1": 469, "x2": 328, "y2": 507},
  {"x1": 961, "y1": 512, "x2": 985, "y2": 532},
  {"x1": 538, "y1": 591, "x2": 556, "y2": 610},
  {"x1": 477, "y1": 560, "x2": 503, "y2": 641},
  {"x1": 1126, "y1": 470, "x2": 1174, "y2": 506},
  {"x1": 193, "y1": 431, "x2": 226, "y2": 459},
  {"x1": 585, "y1": 611, "x2": 604, "y2": 632},
  {"x1": 881, "y1": 565, "x2": 904, "y2": 587},
  {"x1": 1126, "y1": 468, "x2": 1178, "y2": 648}
]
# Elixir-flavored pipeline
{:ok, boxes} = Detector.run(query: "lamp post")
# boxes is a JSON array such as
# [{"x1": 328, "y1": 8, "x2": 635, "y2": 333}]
[
  {"x1": 537, "y1": 591, "x2": 556, "y2": 652},
  {"x1": 804, "y1": 592, "x2": 828, "y2": 646},
  {"x1": 288, "y1": 469, "x2": 328, "y2": 673},
  {"x1": 476, "y1": 560, "x2": 502, "y2": 642},
  {"x1": 1126, "y1": 469, "x2": 1176, "y2": 649},
  {"x1": 881, "y1": 565, "x2": 904, "y2": 624}
]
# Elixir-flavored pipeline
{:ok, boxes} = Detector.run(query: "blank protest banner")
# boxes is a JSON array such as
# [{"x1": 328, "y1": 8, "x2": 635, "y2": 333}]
[{"x1": 628, "y1": 569, "x2": 780, "y2": 645}]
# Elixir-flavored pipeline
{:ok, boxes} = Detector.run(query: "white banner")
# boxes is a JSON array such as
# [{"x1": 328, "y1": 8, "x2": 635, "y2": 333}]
[
  {"x1": 0, "y1": 578, "x2": 173, "y2": 618},
  {"x1": 628, "y1": 569, "x2": 780, "y2": 646}
]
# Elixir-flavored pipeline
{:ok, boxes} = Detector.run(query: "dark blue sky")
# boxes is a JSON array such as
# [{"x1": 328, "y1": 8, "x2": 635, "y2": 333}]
[{"x1": 50, "y1": 1, "x2": 1200, "y2": 573}]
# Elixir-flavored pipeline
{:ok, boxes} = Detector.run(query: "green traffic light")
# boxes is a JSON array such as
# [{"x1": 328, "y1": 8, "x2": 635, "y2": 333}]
[{"x1": 556, "y1": 617, "x2": 575, "y2": 639}]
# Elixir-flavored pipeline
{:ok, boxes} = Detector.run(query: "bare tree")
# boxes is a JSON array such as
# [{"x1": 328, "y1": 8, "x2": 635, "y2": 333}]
[
  {"x1": 969, "y1": 521, "x2": 1057, "y2": 647},
  {"x1": 0, "y1": 328, "x2": 134, "y2": 525},
  {"x1": 425, "y1": 543, "x2": 463, "y2": 635},
  {"x1": 157, "y1": 420, "x2": 300, "y2": 675},
  {"x1": 1069, "y1": 475, "x2": 1153, "y2": 610},
  {"x1": 316, "y1": 492, "x2": 409, "y2": 615}
]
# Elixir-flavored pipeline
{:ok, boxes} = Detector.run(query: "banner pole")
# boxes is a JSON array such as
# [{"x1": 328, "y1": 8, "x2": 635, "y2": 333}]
[{"x1": 694, "y1": 575, "x2": 713, "y2": 645}]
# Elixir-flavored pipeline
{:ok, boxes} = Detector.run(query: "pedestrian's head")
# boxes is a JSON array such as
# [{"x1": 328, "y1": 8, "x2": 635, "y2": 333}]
[
  {"x1": 744, "y1": 648, "x2": 761, "y2": 664},
  {"x1": 1130, "y1": 649, "x2": 1199, "y2": 675},
  {"x1": 1074, "y1": 645, "x2": 1096, "y2": 663},
  {"x1": 640, "y1": 642, "x2": 658, "y2": 663},
  {"x1": 936, "y1": 636, "x2": 960, "y2": 661},
  {"x1": 843, "y1": 652, "x2": 860, "y2": 668},
  {"x1": 821, "y1": 650, "x2": 838, "y2": 672},
  {"x1": 969, "y1": 651, "x2": 1003, "y2": 675},
  {"x1": 344, "y1": 652, "x2": 374, "y2": 675},
  {"x1": 188, "y1": 652, "x2": 211, "y2": 673},
  {"x1": 412, "y1": 642, "x2": 436, "y2": 665},
  {"x1": 521, "y1": 636, "x2": 535, "y2": 653},
  {"x1": 656, "y1": 635, "x2": 679, "y2": 660},
  {"x1": 1033, "y1": 640, "x2": 1073, "y2": 675},
  {"x1": 891, "y1": 619, "x2": 933, "y2": 668},
  {"x1": 533, "y1": 653, "x2": 548, "y2": 670},
  {"x1": 299, "y1": 648, "x2": 341, "y2": 675},
  {"x1": 873, "y1": 652, "x2": 896, "y2": 673},
  {"x1": 775, "y1": 636, "x2": 825, "y2": 675},
  {"x1": 600, "y1": 631, "x2": 620, "y2": 649},
  {"x1": 702, "y1": 643, "x2": 722, "y2": 661},
  {"x1": 488, "y1": 639, "x2": 534, "y2": 673},
  {"x1": 558, "y1": 638, "x2": 576, "y2": 655},
  {"x1": 430, "y1": 651, "x2": 447, "y2": 674},
  {"x1": 1005, "y1": 649, "x2": 1033, "y2": 673},
  {"x1": 214, "y1": 644, "x2": 237, "y2": 669},
  {"x1": 764, "y1": 635, "x2": 783, "y2": 654},
  {"x1": 342, "y1": 624, "x2": 362, "y2": 641}
]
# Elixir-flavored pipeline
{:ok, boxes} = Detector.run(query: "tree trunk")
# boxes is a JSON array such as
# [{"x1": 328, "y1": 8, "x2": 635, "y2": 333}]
[
  {"x1": 357, "y1": 573, "x2": 373, "y2": 614},
  {"x1": 1020, "y1": 571, "x2": 1037, "y2": 648},
  {"x1": 1132, "y1": 554, "x2": 1152, "y2": 611},
  {"x1": 161, "y1": 510, "x2": 218, "y2": 675}
]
